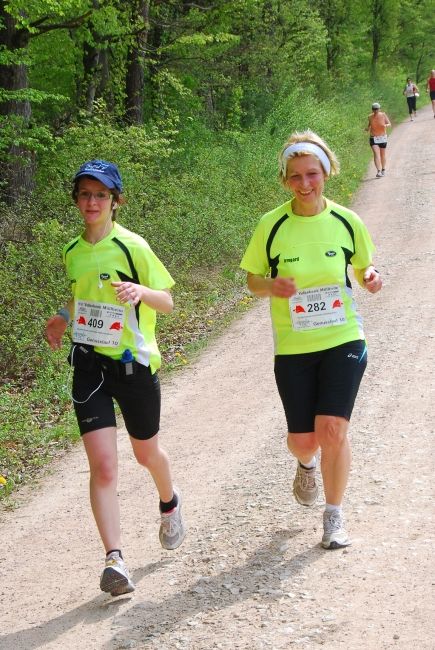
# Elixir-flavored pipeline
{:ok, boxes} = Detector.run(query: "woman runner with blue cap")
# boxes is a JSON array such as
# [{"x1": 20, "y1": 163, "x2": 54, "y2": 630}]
[{"x1": 46, "y1": 160, "x2": 185, "y2": 596}]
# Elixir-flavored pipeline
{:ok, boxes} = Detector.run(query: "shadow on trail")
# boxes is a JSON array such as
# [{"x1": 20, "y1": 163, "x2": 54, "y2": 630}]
[
  {"x1": 99, "y1": 527, "x2": 328, "y2": 648},
  {"x1": 0, "y1": 560, "x2": 171, "y2": 650}
]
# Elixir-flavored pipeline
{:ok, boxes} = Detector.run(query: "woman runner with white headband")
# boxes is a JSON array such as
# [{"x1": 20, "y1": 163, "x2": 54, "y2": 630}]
[{"x1": 241, "y1": 130, "x2": 382, "y2": 549}]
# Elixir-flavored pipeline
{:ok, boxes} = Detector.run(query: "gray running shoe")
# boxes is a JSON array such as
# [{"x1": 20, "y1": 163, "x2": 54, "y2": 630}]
[
  {"x1": 381, "y1": 169, "x2": 385, "y2": 176},
  {"x1": 159, "y1": 487, "x2": 186, "y2": 550},
  {"x1": 100, "y1": 551, "x2": 135, "y2": 596},
  {"x1": 293, "y1": 463, "x2": 318, "y2": 506},
  {"x1": 376, "y1": 170, "x2": 383, "y2": 177},
  {"x1": 322, "y1": 511, "x2": 351, "y2": 549}
]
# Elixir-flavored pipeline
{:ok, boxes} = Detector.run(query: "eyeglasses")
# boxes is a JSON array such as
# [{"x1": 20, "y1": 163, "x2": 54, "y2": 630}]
[{"x1": 77, "y1": 191, "x2": 114, "y2": 201}]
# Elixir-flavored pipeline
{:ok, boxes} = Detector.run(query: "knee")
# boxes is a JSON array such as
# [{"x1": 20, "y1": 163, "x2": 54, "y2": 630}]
[
  {"x1": 91, "y1": 458, "x2": 117, "y2": 487},
  {"x1": 287, "y1": 432, "x2": 318, "y2": 457},
  {"x1": 316, "y1": 417, "x2": 347, "y2": 449},
  {"x1": 133, "y1": 446, "x2": 159, "y2": 469}
]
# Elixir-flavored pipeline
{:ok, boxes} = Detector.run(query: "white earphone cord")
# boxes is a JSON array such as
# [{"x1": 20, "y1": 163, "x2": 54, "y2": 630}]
[{"x1": 63, "y1": 344, "x2": 105, "y2": 404}]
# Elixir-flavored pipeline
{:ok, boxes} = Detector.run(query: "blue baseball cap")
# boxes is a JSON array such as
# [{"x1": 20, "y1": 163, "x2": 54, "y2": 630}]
[{"x1": 74, "y1": 160, "x2": 122, "y2": 192}]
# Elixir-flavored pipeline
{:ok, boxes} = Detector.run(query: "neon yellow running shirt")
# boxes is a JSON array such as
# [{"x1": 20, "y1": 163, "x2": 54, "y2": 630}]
[
  {"x1": 63, "y1": 223, "x2": 174, "y2": 373},
  {"x1": 240, "y1": 198, "x2": 375, "y2": 355}
]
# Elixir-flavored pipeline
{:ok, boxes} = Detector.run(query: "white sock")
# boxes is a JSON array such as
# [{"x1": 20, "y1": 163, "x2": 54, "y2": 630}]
[
  {"x1": 325, "y1": 503, "x2": 342, "y2": 514},
  {"x1": 300, "y1": 456, "x2": 316, "y2": 469}
]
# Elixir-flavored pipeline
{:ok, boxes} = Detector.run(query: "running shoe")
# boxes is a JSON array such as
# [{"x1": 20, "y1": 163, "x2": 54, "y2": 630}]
[
  {"x1": 322, "y1": 511, "x2": 351, "y2": 549},
  {"x1": 293, "y1": 462, "x2": 318, "y2": 506},
  {"x1": 381, "y1": 169, "x2": 385, "y2": 176},
  {"x1": 376, "y1": 170, "x2": 383, "y2": 177},
  {"x1": 159, "y1": 487, "x2": 186, "y2": 550},
  {"x1": 100, "y1": 551, "x2": 135, "y2": 596},
  {"x1": 411, "y1": 117, "x2": 414, "y2": 121}
]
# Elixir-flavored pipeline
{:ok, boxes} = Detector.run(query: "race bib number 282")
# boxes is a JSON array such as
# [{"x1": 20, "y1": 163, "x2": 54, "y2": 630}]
[
  {"x1": 72, "y1": 300, "x2": 126, "y2": 347},
  {"x1": 290, "y1": 285, "x2": 347, "y2": 331}
]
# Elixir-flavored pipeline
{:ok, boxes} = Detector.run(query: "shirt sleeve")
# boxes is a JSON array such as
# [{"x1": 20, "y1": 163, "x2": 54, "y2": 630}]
[
  {"x1": 350, "y1": 218, "x2": 376, "y2": 270},
  {"x1": 240, "y1": 218, "x2": 270, "y2": 276},
  {"x1": 135, "y1": 244, "x2": 175, "y2": 290}
]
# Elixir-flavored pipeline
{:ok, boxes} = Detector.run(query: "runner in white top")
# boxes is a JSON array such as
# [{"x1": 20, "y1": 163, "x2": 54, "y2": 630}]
[{"x1": 403, "y1": 77, "x2": 419, "y2": 121}]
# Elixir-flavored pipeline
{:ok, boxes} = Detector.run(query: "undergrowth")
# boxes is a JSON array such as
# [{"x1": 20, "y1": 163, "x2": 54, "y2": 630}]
[{"x1": 0, "y1": 79, "x2": 428, "y2": 500}]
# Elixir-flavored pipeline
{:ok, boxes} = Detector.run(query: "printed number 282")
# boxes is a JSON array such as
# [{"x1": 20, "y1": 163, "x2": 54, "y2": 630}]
[{"x1": 307, "y1": 302, "x2": 326, "y2": 312}]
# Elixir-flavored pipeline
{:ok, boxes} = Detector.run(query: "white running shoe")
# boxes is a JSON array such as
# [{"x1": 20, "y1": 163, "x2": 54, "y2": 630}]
[
  {"x1": 322, "y1": 511, "x2": 351, "y2": 549},
  {"x1": 293, "y1": 463, "x2": 319, "y2": 506},
  {"x1": 376, "y1": 170, "x2": 383, "y2": 177},
  {"x1": 159, "y1": 487, "x2": 186, "y2": 550},
  {"x1": 381, "y1": 169, "x2": 385, "y2": 176},
  {"x1": 100, "y1": 551, "x2": 135, "y2": 596}
]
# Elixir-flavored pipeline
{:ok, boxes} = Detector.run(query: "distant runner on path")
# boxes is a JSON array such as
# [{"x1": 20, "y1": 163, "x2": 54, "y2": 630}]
[
  {"x1": 365, "y1": 102, "x2": 391, "y2": 178},
  {"x1": 426, "y1": 70, "x2": 435, "y2": 118},
  {"x1": 45, "y1": 160, "x2": 185, "y2": 597},
  {"x1": 240, "y1": 130, "x2": 382, "y2": 549},
  {"x1": 403, "y1": 77, "x2": 419, "y2": 121}
]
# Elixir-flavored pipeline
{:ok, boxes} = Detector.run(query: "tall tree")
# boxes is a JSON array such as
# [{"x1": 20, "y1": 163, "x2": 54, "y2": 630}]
[
  {"x1": 314, "y1": 0, "x2": 354, "y2": 72},
  {"x1": 125, "y1": 0, "x2": 149, "y2": 124},
  {"x1": 0, "y1": 0, "x2": 91, "y2": 204},
  {"x1": 365, "y1": 0, "x2": 400, "y2": 74}
]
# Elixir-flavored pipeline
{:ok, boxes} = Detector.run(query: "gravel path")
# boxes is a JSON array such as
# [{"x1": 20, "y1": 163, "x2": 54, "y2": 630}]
[{"x1": 1, "y1": 105, "x2": 435, "y2": 650}]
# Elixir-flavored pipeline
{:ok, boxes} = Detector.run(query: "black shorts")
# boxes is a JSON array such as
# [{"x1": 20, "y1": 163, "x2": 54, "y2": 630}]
[
  {"x1": 72, "y1": 363, "x2": 161, "y2": 439},
  {"x1": 274, "y1": 340, "x2": 367, "y2": 433},
  {"x1": 430, "y1": 90, "x2": 435, "y2": 101},
  {"x1": 370, "y1": 137, "x2": 387, "y2": 149}
]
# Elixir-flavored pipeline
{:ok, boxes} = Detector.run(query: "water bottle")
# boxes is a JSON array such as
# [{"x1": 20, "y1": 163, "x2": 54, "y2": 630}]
[{"x1": 120, "y1": 349, "x2": 134, "y2": 376}]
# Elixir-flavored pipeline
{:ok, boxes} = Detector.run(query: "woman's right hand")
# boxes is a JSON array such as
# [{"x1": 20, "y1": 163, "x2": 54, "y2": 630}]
[
  {"x1": 272, "y1": 276, "x2": 298, "y2": 298},
  {"x1": 45, "y1": 314, "x2": 68, "y2": 350}
]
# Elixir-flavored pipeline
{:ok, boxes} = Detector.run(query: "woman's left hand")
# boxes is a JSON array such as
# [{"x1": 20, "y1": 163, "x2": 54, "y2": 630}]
[
  {"x1": 363, "y1": 267, "x2": 382, "y2": 294},
  {"x1": 112, "y1": 281, "x2": 141, "y2": 306}
]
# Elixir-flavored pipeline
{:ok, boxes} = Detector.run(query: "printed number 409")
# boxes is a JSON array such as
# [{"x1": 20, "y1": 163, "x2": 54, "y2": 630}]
[{"x1": 88, "y1": 318, "x2": 104, "y2": 329}]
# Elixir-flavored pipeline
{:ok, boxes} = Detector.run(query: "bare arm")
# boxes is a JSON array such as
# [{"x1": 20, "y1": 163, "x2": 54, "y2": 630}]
[
  {"x1": 247, "y1": 272, "x2": 298, "y2": 298},
  {"x1": 384, "y1": 114, "x2": 391, "y2": 128},
  {"x1": 112, "y1": 282, "x2": 174, "y2": 314},
  {"x1": 353, "y1": 265, "x2": 382, "y2": 294},
  {"x1": 45, "y1": 297, "x2": 75, "y2": 350}
]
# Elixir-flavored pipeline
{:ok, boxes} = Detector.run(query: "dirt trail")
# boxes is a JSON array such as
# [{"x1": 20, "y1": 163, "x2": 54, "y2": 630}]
[{"x1": 1, "y1": 106, "x2": 435, "y2": 650}]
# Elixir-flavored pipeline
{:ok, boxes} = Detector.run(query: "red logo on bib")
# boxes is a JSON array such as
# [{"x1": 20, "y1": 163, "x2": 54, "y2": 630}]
[{"x1": 109, "y1": 322, "x2": 123, "y2": 331}]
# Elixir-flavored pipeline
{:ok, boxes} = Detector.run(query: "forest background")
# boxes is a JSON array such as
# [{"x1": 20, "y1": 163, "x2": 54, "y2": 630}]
[{"x1": 0, "y1": 0, "x2": 433, "y2": 500}]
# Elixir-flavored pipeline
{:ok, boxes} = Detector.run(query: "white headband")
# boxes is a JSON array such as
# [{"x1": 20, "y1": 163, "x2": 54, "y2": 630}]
[{"x1": 281, "y1": 142, "x2": 331, "y2": 177}]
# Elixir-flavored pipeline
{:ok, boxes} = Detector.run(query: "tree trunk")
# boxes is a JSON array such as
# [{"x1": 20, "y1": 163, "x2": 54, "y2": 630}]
[
  {"x1": 0, "y1": 3, "x2": 35, "y2": 205},
  {"x1": 125, "y1": 0, "x2": 149, "y2": 124}
]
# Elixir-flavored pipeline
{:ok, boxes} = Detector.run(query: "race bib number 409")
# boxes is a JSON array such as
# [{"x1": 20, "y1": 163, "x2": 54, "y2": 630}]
[
  {"x1": 290, "y1": 285, "x2": 347, "y2": 331},
  {"x1": 72, "y1": 300, "x2": 126, "y2": 347}
]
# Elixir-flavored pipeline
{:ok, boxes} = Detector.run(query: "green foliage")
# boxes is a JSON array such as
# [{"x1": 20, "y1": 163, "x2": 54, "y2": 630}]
[{"x1": 1, "y1": 0, "x2": 434, "y2": 498}]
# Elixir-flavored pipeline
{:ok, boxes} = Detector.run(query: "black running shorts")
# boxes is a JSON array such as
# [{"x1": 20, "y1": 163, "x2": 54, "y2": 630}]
[
  {"x1": 369, "y1": 137, "x2": 387, "y2": 149},
  {"x1": 274, "y1": 340, "x2": 367, "y2": 433},
  {"x1": 72, "y1": 363, "x2": 161, "y2": 439}
]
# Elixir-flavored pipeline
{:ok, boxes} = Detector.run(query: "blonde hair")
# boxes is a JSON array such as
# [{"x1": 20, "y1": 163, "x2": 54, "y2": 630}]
[{"x1": 279, "y1": 130, "x2": 340, "y2": 190}]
